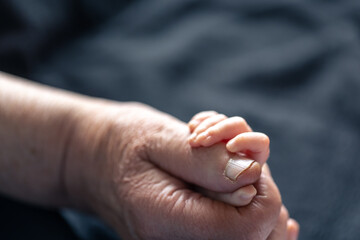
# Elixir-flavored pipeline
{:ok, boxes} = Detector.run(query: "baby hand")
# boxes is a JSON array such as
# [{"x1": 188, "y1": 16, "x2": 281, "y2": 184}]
[
  {"x1": 188, "y1": 111, "x2": 270, "y2": 165},
  {"x1": 187, "y1": 111, "x2": 270, "y2": 206}
]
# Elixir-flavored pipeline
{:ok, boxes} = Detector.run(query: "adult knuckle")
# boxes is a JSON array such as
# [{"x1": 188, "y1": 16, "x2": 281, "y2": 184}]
[
  {"x1": 272, "y1": 190, "x2": 283, "y2": 210},
  {"x1": 279, "y1": 206, "x2": 289, "y2": 222},
  {"x1": 271, "y1": 196, "x2": 283, "y2": 221},
  {"x1": 261, "y1": 186, "x2": 282, "y2": 221},
  {"x1": 242, "y1": 218, "x2": 269, "y2": 240}
]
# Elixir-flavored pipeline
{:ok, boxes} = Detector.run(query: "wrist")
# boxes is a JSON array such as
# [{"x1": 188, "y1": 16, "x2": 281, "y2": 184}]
[{"x1": 61, "y1": 99, "x2": 147, "y2": 212}]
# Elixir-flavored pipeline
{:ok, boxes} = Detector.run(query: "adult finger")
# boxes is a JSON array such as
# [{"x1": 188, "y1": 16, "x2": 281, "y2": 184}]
[
  {"x1": 287, "y1": 218, "x2": 300, "y2": 240},
  {"x1": 146, "y1": 122, "x2": 261, "y2": 193},
  {"x1": 200, "y1": 184, "x2": 257, "y2": 207},
  {"x1": 117, "y1": 160, "x2": 282, "y2": 240},
  {"x1": 266, "y1": 205, "x2": 289, "y2": 240}
]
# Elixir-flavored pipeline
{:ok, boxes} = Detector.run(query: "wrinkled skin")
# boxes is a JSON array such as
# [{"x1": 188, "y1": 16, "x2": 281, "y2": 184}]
[{"x1": 64, "y1": 102, "x2": 296, "y2": 240}]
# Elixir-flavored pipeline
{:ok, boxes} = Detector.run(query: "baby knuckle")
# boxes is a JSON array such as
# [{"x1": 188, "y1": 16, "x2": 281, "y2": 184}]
[
  {"x1": 259, "y1": 133, "x2": 270, "y2": 146},
  {"x1": 206, "y1": 110, "x2": 218, "y2": 115},
  {"x1": 207, "y1": 126, "x2": 220, "y2": 136},
  {"x1": 232, "y1": 116, "x2": 246, "y2": 125},
  {"x1": 195, "y1": 111, "x2": 217, "y2": 118},
  {"x1": 217, "y1": 114, "x2": 227, "y2": 120}
]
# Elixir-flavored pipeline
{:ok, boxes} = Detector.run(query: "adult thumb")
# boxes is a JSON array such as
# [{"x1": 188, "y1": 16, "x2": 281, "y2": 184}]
[{"x1": 145, "y1": 119, "x2": 261, "y2": 193}]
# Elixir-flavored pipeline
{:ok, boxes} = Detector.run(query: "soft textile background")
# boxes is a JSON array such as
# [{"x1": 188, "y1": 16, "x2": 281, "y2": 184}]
[{"x1": 1, "y1": 1, "x2": 360, "y2": 239}]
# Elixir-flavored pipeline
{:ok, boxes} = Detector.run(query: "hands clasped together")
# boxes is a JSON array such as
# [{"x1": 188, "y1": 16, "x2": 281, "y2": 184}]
[
  {"x1": 65, "y1": 104, "x2": 299, "y2": 240},
  {"x1": 0, "y1": 75, "x2": 299, "y2": 240}
]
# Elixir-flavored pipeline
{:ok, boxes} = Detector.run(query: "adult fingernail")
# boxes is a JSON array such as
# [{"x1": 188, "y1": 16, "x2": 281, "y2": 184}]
[
  {"x1": 237, "y1": 185, "x2": 257, "y2": 202},
  {"x1": 224, "y1": 156, "x2": 255, "y2": 181}
]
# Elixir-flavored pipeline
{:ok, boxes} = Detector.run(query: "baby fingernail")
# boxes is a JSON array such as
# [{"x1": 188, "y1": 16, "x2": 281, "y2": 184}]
[{"x1": 224, "y1": 156, "x2": 255, "y2": 181}]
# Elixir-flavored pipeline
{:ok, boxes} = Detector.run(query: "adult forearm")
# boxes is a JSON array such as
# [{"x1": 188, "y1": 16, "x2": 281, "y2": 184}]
[
  {"x1": 0, "y1": 72, "x2": 94, "y2": 206},
  {"x1": 0, "y1": 72, "x2": 297, "y2": 240}
]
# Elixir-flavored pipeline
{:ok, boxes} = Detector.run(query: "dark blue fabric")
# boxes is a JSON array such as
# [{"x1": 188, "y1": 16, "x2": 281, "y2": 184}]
[
  {"x1": 0, "y1": 195, "x2": 80, "y2": 240},
  {"x1": 61, "y1": 210, "x2": 119, "y2": 240},
  {"x1": 1, "y1": 1, "x2": 360, "y2": 239}
]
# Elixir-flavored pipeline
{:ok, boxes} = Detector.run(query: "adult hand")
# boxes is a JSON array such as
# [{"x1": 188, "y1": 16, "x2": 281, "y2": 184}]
[
  {"x1": 64, "y1": 102, "x2": 299, "y2": 240},
  {"x1": 0, "y1": 74, "x2": 298, "y2": 239}
]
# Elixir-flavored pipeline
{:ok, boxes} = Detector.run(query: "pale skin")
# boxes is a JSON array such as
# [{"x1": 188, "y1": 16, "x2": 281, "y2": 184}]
[
  {"x1": 0, "y1": 72, "x2": 299, "y2": 240},
  {"x1": 187, "y1": 111, "x2": 270, "y2": 206},
  {"x1": 187, "y1": 111, "x2": 299, "y2": 239}
]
